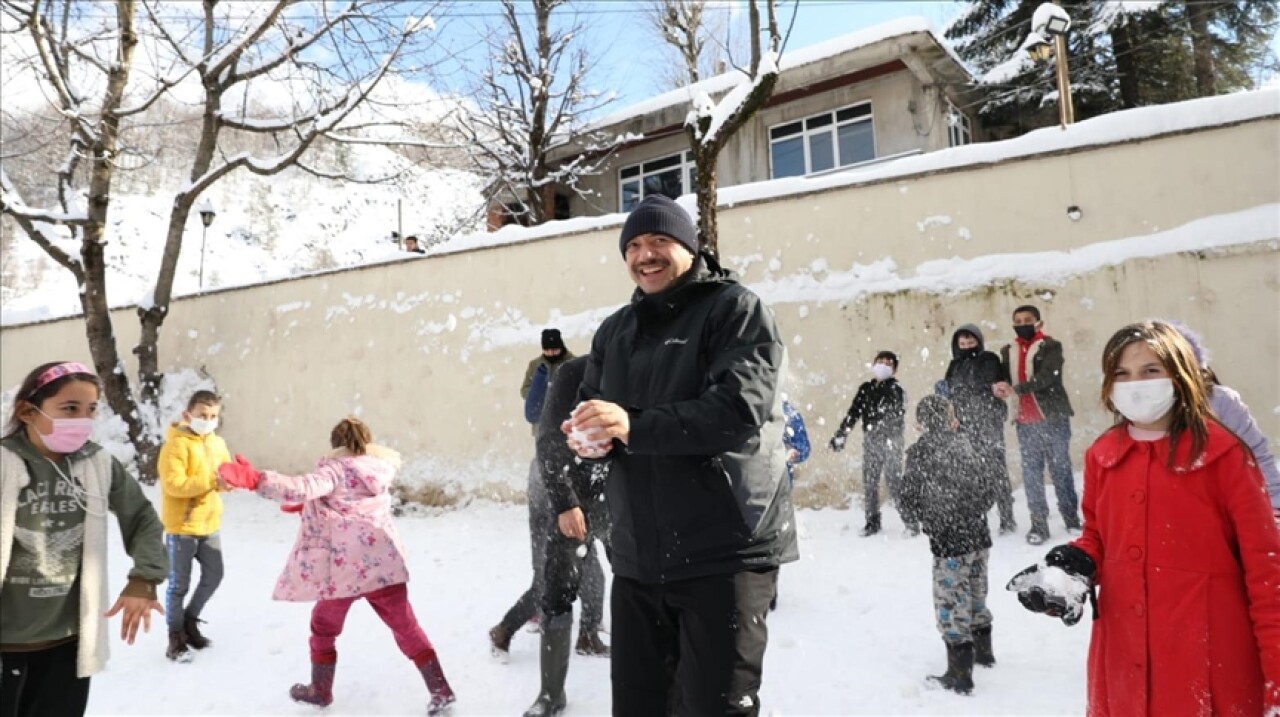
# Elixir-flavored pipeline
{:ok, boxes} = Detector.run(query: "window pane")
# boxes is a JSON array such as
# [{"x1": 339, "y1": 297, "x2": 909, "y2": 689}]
[
  {"x1": 836, "y1": 104, "x2": 872, "y2": 123},
  {"x1": 770, "y1": 136, "x2": 804, "y2": 178},
  {"x1": 620, "y1": 165, "x2": 640, "y2": 179},
  {"x1": 806, "y1": 113, "x2": 833, "y2": 130},
  {"x1": 642, "y1": 154, "x2": 680, "y2": 173},
  {"x1": 837, "y1": 120, "x2": 874, "y2": 166},
  {"x1": 643, "y1": 168, "x2": 683, "y2": 200},
  {"x1": 770, "y1": 121, "x2": 802, "y2": 140},
  {"x1": 687, "y1": 166, "x2": 697, "y2": 194},
  {"x1": 621, "y1": 180, "x2": 641, "y2": 212},
  {"x1": 809, "y1": 131, "x2": 835, "y2": 173}
]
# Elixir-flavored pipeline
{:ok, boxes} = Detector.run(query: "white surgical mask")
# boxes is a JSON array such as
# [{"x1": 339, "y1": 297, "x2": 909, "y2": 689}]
[
  {"x1": 871, "y1": 364, "x2": 894, "y2": 381},
  {"x1": 189, "y1": 417, "x2": 219, "y2": 436},
  {"x1": 1110, "y1": 378, "x2": 1175, "y2": 425}
]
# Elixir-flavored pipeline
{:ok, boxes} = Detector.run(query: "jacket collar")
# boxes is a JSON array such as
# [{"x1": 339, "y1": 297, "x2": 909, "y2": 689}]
[{"x1": 1091, "y1": 421, "x2": 1240, "y2": 472}]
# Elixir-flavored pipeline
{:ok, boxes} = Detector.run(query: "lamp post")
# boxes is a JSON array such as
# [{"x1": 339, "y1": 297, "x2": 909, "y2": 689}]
[
  {"x1": 197, "y1": 198, "x2": 216, "y2": 288},
  {"x1": 1026, "y1": 2, "x2": 1075, "y2": 128}
]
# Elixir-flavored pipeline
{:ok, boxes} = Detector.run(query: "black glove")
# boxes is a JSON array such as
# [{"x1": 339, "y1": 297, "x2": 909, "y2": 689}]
[
  {"x1": 1006, "y1": 545, "x2": 1096, "y2": 626},
  {"x1": 829, "y1": 435, "x2": 846, "y2": 452}
]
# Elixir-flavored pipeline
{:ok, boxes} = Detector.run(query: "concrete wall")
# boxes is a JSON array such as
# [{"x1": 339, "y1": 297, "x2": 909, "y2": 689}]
[{"x1": 3, "y1": 118, "x2": 1277, "y2": 507}]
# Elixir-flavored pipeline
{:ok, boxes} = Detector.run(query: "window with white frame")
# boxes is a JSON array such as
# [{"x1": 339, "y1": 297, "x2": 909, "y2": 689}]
[
  {"x1": 769, "y1": 102, "x2": 875, "y2": 179},
  {"x1": 619, "y1": 151, "x2": 697, "y2": 212},
  {"x1": 947, "y1": 100, "x2": 971, "y2": 147}
]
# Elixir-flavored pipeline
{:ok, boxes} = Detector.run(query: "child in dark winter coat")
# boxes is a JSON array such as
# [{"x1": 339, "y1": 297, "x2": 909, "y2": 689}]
[
  {"x1": 829, "y1": 350, "x2": 911, "y2": 536},
  {"x1": 898, "y1": 395, "x2": 998, "y2": 696},
  {"x1": 218, "y1": 418, "x2": 456, "y2": 715}
]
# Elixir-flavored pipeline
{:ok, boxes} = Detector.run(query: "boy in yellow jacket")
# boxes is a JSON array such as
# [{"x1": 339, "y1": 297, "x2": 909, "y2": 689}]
[{"x1": 158, "y1": 390, "x2": 231, "y2": 662}]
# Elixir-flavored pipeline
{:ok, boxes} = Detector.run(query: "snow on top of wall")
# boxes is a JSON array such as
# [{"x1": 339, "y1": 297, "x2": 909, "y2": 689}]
[
  {"x1": 425, "y1": 87, "x2": 1279, "y2": 259},
  {"x1": 478, "y1": 203, "x2": 1277, "y2": 349},
  {"x1": 586, "y1": 17, "x2": 954, "y2": 132}
]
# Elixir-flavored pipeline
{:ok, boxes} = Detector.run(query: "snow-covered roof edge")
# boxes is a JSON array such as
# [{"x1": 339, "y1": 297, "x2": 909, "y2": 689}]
[
  {"x1": 584, "y1": 16, "x2": 964, "y2": 133},
  {"x1": 3, "y1": 89, "x2": 1275, "y2": 330}
]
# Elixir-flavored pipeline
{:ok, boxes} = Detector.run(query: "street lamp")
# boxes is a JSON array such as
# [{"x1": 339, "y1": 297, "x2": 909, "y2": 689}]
[
  {"x1": 197, "y1": 198, "x2": 216, "y2": 288},
  {"x1": 1025, "y1": 2, "x2": 1075, "y2": 128}
]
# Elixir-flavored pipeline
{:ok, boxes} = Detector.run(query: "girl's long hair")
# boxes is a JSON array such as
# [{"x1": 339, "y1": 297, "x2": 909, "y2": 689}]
[{"x1": 1100, "y1": 321, "x2": 1212, "y2": 468}]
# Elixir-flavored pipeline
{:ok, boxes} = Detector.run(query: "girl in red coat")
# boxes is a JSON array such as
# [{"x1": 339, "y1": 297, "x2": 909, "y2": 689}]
[{"x1": 1008, "y1": 320, "x2": 1280, "y2": 717}]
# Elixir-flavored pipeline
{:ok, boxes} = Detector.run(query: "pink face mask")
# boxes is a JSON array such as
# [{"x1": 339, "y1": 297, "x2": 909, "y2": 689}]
[{"x1": 34, "y1": 409, "x2": 95, "y2": 454}]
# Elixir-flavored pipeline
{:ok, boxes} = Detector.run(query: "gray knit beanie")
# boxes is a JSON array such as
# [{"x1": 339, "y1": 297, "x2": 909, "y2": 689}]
[{"x1": 619, "y1": 195, "x2": 698, "y2": 257}]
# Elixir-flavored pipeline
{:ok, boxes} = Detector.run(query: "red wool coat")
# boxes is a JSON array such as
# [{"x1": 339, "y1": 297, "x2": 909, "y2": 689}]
[{"x1": 1073, "y1": 423, "x2": 1280, "y2": 717}]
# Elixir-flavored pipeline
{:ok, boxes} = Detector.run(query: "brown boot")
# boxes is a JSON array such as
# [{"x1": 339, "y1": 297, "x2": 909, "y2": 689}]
[
  {"x1": 489, "y1": 624, "x2": 514, "y2": 660},
  {"x1": 574, "y1": 629, "x2": 610, "y2": 657},
  {"x1": 166, "y1": 631, "x2": 191, "y2": 662}
]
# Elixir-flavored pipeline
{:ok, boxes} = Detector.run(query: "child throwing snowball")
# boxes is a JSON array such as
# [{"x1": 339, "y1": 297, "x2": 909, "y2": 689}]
[
  {"x1": 218, "y1": 417, "x2": 456, "y2": 715},
  {"x1": 1, "y1": 361, "x2": 167, "y2": 717}
]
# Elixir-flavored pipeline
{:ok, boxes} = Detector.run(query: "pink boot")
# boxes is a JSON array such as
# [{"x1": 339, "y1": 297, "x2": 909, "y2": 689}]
[
  {"x1": 414, "y1": 649, "x2": 456, "y2": 715},
  {"x1": 290, "y1": 651, "x2": 337, "y2": 707}
]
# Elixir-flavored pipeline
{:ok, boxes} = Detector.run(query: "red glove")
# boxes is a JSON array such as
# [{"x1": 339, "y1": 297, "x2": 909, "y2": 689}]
[
  {"x1": 218, "y1": 454, "x2": 261, "y2": 491},
  {"x1": 281, "y1": 503, "x2": 304, "y2": 514}
]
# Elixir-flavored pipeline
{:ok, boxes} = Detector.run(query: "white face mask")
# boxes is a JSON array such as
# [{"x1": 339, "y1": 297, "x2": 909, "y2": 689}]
[
  {"x1": 871, "y1": 364, "x2": 894, "y2": 381},
  {"x1": 189, "y1": 417, "x2": 219, "y2": 436},
  {"x1": 1110, "y1": 378, "x2": 1175, "y2": 425}
]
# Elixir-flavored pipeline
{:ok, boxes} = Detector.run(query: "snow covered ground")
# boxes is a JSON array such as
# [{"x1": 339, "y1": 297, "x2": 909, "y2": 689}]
[{"x1": 94, "y1": 484, "x2": 1087, "y2": 716}]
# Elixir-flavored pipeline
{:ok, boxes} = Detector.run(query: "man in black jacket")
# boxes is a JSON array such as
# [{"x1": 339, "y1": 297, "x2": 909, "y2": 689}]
[
  {"x1": 941, "y1": 324, "x2": 1016, "y2": 535},
  {"x1": 564, "y1": 195, "x2": 798, "y2": 717},
  {"x1": 829, "y1": 350, "x2": 912, "y2": 537},
  {"x1": 523, "y1": 356, "x2": 612, "y2": 717}
]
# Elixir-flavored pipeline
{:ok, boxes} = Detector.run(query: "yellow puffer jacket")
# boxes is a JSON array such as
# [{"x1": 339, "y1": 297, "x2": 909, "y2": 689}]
[{"x1": 158, "y1": 423, "x2": 231, "y2": 535}]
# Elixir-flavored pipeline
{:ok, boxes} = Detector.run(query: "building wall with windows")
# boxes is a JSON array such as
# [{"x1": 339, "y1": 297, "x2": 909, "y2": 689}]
[{"x1": 562, "y1": 65, "x2": 970, "y2": 218}]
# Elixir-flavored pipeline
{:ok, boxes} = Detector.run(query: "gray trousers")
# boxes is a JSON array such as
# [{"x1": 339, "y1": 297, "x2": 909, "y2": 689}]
[
  {"x1": 499, "y1": 461, "x2": 606, "y2": 633},
  {"x1": 165, "y1": 532, "x2": 224, "y2": 633}
]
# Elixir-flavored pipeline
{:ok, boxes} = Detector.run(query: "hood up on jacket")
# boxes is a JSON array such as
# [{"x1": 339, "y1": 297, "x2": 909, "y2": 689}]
[
  {"x1": 324, "y1": 444, "x2": 401, "y2": 494},
  {"x1": 951, "y1": 323, "x2": 987, "y2": 358}
]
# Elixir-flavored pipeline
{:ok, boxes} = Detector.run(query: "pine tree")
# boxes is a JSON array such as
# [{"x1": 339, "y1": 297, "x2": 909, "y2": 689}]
[{"x1": 948, "y1": 1, "x2": 1279, "y2": 137}]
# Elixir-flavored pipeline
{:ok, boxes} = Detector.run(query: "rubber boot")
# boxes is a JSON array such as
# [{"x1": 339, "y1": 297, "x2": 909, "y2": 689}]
[
  {"x1": 290, "y1": 651, "x2": 337, "y2": 707},
  {"x1": 522, "y1": 613, "x2": 572, "y2": 717},
  {"x1": 415, "y1": 649, "x2": 456, "y2": 716},
  {"x1": 927, "y1": 642, "x2": 974, "y2": 695},
  {"x1": 973, "y1": 625, "x2": 995, "y2": 667}
]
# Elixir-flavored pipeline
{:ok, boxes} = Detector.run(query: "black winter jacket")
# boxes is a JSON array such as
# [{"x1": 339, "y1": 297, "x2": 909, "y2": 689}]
[
  {"x1": 943, "y1": 324, "x2": 1009, "y2": 435},
  {"x1": 579, "y1": 254, "x2": 799, "y2": 584},
  {"x1": 898, "y1": 429, "x2": 997, "y2": 558},
  {"x1": 998, "y1": 337, "x2": 1074, "y2": 421},
  {"x1": 537, "y1": 357, "x2": 608, "y2": 523},
  {"x1": 834, "y1": 378, "x2": 906, "y2": 442}
]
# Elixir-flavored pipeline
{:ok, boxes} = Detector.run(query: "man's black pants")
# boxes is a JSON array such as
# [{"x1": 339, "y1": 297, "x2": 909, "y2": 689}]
[{"x1": 611, "y1": 568, "x2": 778, "y2": 717}]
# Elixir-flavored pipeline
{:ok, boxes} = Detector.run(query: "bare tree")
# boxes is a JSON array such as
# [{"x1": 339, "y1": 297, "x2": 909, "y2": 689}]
[
  {"x1": 648, "y1": 0, "x2": 743, "y2": 90},
  {"x1": 452, "y1": 0, "x2": 618, "y2": 225},
  {"x1": 1, "y1": 0, "x2": 447, "y2": 480},
  {"x1": 656, "y1": 0, "x2": 781, "y2": 257}
]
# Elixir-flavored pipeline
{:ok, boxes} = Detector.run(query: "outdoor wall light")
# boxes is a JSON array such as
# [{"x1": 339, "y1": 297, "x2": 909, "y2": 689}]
[{"x1": 1067, "y1": 205, "x2": 1083, "y2": 221}]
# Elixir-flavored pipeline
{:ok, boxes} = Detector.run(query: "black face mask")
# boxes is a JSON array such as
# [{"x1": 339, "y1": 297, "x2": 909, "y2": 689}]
[{"x1": 1014, "y1": 325, "x2": 1038, "y2": 341}]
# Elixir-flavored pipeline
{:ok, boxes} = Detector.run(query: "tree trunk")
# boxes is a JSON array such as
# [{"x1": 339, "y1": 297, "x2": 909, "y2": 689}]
[
  {"x1": 1110, "y1": 22, "x2": 1141, "y2": 108},
  {"x1": 692, "y1": 146, "x2": 719, "y2": 258},
  {"x1": 1188, "y1": 1, "x2": 1216, "y2": 96}
]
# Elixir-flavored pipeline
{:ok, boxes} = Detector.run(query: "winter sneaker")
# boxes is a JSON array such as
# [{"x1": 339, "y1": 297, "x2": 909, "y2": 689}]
[
  {"x1": 183, "y1": 615, "x2": 212, "y2": 650},
  {"x1": 415, "y1": 649, "x2": 457, "y2": 716},
  {"x1": 575, "y1": 630, "x2": 610, "y2": 657},
  {"x1": 489, "y1": 624, "x2": 513, "y2": 661},
  {"x1": 927, "y1": 642, "x2": 975, "y2": 695},
  {"x1": 525, "y1": 614, "x2": 542, "y2": 634},
  {"x1": 973, "y1": 626, "x2": 995, "y2": 668},
  {"x1": 1026, "y1": 516, "x2": 1051, "y2": 546},
  {"x1": 859, "y1": 515, "x2": 881, "y2": 537},
  {"x1": 166, "y1": 631, "x2": 192, "y2": 663},
  {"x1": 290, "y1": 652, "x2": 336, "y2": 707}
]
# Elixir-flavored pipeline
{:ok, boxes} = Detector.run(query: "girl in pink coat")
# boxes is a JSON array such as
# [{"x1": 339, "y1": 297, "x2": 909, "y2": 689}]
[{"x1": 219, "y1": 417, "x2": 455, "y2": 715}]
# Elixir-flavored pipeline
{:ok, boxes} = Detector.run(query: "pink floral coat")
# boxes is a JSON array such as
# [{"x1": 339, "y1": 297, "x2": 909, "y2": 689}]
[{"x1": 256, "y1": 445, "x2": 411, "y2": 602}]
